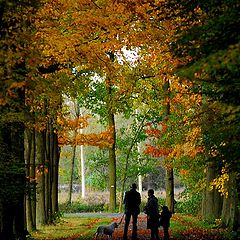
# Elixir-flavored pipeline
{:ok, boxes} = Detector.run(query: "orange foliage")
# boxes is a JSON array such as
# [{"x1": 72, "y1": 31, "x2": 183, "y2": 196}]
[
  {"x1": 144, "y1": 145, "x2": 171, "y2": 158},
  {"x1": 145, "y1": 122, "x2": 168, "y2": 138},
  {"x1": 58, "y1": 127, "x2": 114, "y2": 148},
  {"x1": 179, "y1": 169, "x2": 189, "y2": 176},
  {"x1": 57, "y1": 114, "x2": 114, "y2": 148},
  {"x1": 57, "y1": 116, "x2": 90, "y2": 129}
]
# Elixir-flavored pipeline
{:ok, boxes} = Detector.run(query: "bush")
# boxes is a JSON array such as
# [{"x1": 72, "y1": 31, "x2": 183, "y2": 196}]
[
  {"x1": 59, "y1": 202, "x2": 106, "y2": 213},
  {"x1": 140, "y1": 197, "x2": 166, "y2": 213},
  {"x1": 175, "y1": 193, "x2": 202, "y2": 215}
]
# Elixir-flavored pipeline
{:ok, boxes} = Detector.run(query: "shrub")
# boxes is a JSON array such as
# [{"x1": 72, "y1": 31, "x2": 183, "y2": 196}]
[
  {"x1": 175, "y1": 193, "x2": 202, "y2": 215},
  {"x1": 59, "y1": 202, "x2": 106, "y2": 213}
]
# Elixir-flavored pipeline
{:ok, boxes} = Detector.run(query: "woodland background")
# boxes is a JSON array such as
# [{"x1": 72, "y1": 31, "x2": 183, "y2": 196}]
[{"x1": 0, "y1": 0, "x2": 239, "y2": 239}]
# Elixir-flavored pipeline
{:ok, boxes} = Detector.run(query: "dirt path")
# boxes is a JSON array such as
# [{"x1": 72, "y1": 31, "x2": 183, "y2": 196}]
[
  {"x1": 111, "y1": 214, "x2": 226, "y2": 240},
  {"x1": 111, "y1": 214, "x2": 162, "y2": 240}
]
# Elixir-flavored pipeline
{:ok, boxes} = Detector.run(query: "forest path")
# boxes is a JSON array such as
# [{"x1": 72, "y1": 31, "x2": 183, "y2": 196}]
[{"x1": 68, "y1": 213, "x2": 226, "y2": 240}]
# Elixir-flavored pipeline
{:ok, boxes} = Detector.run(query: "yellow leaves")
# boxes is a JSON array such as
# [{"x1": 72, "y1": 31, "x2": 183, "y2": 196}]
[
  {"x1": 57, "y1": 116, "x2": 90, "y2": 129},
  {"x1": 171, "y1": 126, "x2": 204, "y2": 159},
  {"x1": 210, "y1": 167, "x2": 229, "y2": 197},
  {"x1": 7, "y1": 81, "x2": 26, "y2": 98},
  {"x1": 186, "y1": 126, "x2": 201, "y2": 143}
]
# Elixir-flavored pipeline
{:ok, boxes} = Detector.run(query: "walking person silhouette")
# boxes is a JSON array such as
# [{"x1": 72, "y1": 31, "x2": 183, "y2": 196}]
[
  {"x1": 123, "y1": 183, "x2": 141, "y2": 240},
  {"x1": 159, "y1": 205, "x2": 172, "y2": 240},
  {"x1": 144, "y1": 189, "x2": 160, "y2": 240}
]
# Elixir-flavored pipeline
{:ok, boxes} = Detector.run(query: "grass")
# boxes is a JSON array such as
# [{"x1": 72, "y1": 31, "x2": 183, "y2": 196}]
[
  {"x1": 31, "y1": 216, "x2": 112, "y2": 240},
  {"x1": 29, "y1": 213, "x2": 231, "y2": 240}
]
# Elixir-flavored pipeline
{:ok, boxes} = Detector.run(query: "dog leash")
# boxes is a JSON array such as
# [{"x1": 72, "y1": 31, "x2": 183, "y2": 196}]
[{"x1": 118, "y1": 213, "x2": 125, "y2": 225}]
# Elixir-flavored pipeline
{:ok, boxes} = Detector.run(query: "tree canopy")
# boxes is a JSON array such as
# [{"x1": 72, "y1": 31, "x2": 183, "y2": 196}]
[{"x1": 0, "y1": 0, "x2": 240, "y2": 237}]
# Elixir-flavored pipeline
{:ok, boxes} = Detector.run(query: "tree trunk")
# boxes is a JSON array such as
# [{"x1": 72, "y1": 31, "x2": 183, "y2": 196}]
[
  {"x1": 35, "y1": 131, "x2": 46, "y2": 226},
  {"x1": 118, "y1": 112, "x2": 146, "y2": 212},
  {"x1": 68, "y1": 144, "x2": 76, "y2": 204},
  {"x1": 108, "y1": 113, "x2": 117, "y2": 212},
  {"x1": 45, "y1": 129, "x2": 51, "y2": 222},
  {"x1": 25, "y1": 129, "x2": 36, "y2": 231},
  {"x1": 105, "y1": 74, "x2": 117, "y2": 212},
  {"x1": 31, "y1": 130, "x2": 37, "y2": 229},
  {"x1": 46, "y1": 121, "x2": 59, "y2": 218},
  {"x1": 163, "y1": 77, "x2": 175, "y2": 213},
  {"x1": 0, "y1": 123, "x2": 25, "y2": 239},
  {"x1": 52, "y1": 132, "x2": 59, "y2": 213},
  {"x1": 221, "y1": 172, "x2": 240, "y2": 230},
  {"x1": 79, "y1": 107, "x2": 85, "y2": 199},
  {"x1": 201, "y1": 162, "x2": 222, "y2": 223},
  {"x1": 165, "y1": 168, "x2": 174, "y2": 213},
  {"x1": 80, "y1": 144, "x2": 85, "y2": 199}
]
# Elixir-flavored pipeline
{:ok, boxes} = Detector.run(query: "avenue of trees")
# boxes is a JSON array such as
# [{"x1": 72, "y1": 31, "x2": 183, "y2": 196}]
[{"x1": 0, "y1": 0, "x2": 239, "y2": 239}]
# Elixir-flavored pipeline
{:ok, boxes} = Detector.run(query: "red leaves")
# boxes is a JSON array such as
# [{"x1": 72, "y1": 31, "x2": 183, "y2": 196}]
[
  {"x1": 180, "y1": 228, "x2": 225, "y2": 240},
  {"x1": 144, "y1": 121, "x2": 171, "y2": 158},
  {"x1": 144, "y1": 145, "x2": 171, "y2": 158}
]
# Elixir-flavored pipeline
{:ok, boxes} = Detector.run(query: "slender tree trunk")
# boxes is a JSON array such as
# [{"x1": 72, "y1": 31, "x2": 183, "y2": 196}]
[
  {"x1": 31, "y1": 130, "x2": 36, "y2": 229},
  {"x1": 25, "y1": 129, "x2": 36, "y2": 231},
  {"x1": 136, "y1": 111, "x2": 143, "y2": 196},
  {"x1": 119, "y1": 114, "x2": 146, "y2": 212},
  {"x1": 108, "y1": 113, "x2": 117, "y2": 211},
  {"x1": 68, "y1": 144, "x2": 76, "y2": 204},
  {"x1": 45, "y1": 128, "x2": 51, "y2": 222},
  {"x1": 35, "y1": 131, "x2": 46, "y2": 226},
  {"x1": 165, "y1": 168, "x2": 174, "y2": 212},
  {"x1": 78, "y1": 107, "x2": 85, "y2": 199},
  {"x1": 52, "y1": 132, "x2": 59, "y2": 213},
  {"x1": 137, "y1": 141, "x2": 143, "y2": 196},
  {"x1": 163, "y1": 77, "x2": 175, "y2": 213},
  {"x1": 46, "y1": 120, "x2": 59, "y2": 218},
  {"x1": 105, "y1": 74, "x2": 117, "y2": 212},
  {"x1": 80, "y1": 144, "x2": 85, "y2": 199}
]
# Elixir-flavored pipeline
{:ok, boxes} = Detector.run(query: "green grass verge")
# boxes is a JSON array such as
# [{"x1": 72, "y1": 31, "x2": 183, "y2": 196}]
[{"x1": 30, "y1": 216, "x2": 112, "y2": 240}]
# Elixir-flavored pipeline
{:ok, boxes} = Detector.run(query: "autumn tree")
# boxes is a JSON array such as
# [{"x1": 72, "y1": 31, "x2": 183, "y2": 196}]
[
  {"x1": 0, "y1": 0, "x2": 40, "y2": 238},
  {"x1": 32, "y1": 0, "x2": 173, "y2": 211},
  {"x1": 160, "y1": 0, "x2": 240, "y2": 230}
]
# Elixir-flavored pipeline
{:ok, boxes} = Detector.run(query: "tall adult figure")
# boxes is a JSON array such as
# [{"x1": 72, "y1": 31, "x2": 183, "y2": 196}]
[
  {"x1": 123, "y1": 183, "x2": 141, "y2": 240},
  {"x1": 144, "y1": 189, "x2": 160, "y2": 240}
]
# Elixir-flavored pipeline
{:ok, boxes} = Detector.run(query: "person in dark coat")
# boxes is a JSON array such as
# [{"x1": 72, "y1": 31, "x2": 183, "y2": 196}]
[
  {"x1": 159, "y1": 205, "x2": 172, "y2": 240},
  {"x1": 144, "y1": 189, "x2": 160, "y2": 240},
  {"x1": 123, "y1": 183, "x2": 141, "y2": 240}
]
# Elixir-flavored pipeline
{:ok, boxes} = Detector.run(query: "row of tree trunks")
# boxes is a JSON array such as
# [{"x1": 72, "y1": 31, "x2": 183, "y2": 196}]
[
  {"x1": 201, "y1": 162, "x2": 222, "y2": 222},
  {"x1": 24, "y1": 122, "x2": 59, "y2": 231},
  {"x1": 202, "y1": 164, "x2": 240, "y2": 231},
  {"x1": 221, "y1": 173, "x2": 240, "y2": 230}
]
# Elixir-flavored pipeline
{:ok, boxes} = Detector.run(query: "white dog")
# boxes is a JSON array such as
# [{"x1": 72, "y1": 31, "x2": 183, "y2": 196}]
[{"x1": 95, "y1": 222, "x2": 118, "y2": 239}]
